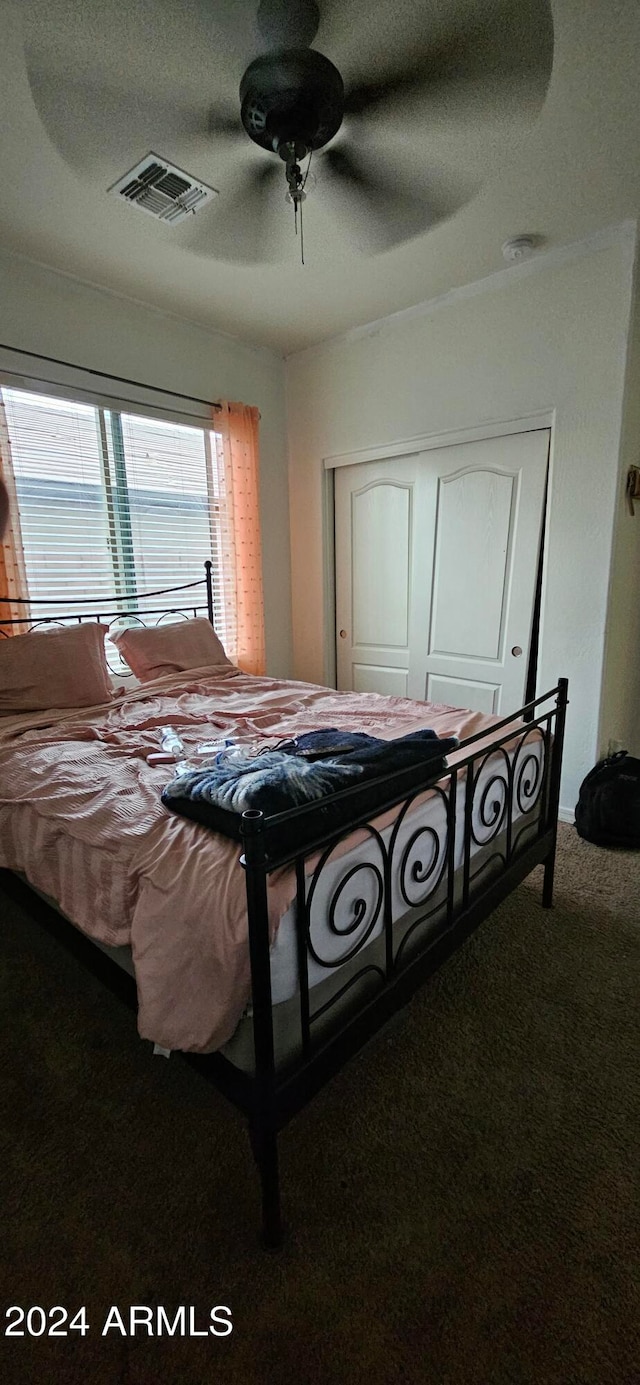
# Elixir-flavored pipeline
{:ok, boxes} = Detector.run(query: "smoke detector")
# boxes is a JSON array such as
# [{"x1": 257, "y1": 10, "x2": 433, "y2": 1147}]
[
  {"x1": 109, "y1": 154, "x2": 218, "y2": 225},
  {"x1": 501, "y1": 235, "x2": 538, "y2": 262}
]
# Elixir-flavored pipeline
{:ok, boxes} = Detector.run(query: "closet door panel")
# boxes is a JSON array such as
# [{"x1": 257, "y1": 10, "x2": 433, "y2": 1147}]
[
  {"x1": 335, "y1": 456, "x2": 428, "y2": 698},
  {"x1": 429, "y1": 470, "x2": 515, "y2": 661},
  {"x1": 351, "y1": 482, "x2": 411, "y2": 649},
  {"x1": 352, "y1": 664, "x2": 409, "y2": 697}
]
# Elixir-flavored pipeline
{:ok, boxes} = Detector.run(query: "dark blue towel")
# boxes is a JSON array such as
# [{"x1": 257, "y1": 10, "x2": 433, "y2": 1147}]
[{"x1": 162, "y1": 727, "x2": 459, "y2": 819}]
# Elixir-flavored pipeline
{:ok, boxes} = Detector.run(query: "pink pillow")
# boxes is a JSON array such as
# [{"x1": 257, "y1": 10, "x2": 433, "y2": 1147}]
[
  {"x1": 111, "y1": 618, "x2": 231, "y2": 683},
  {"x1": 0, "y1": 622, "x2": 113, "y2": 713}
]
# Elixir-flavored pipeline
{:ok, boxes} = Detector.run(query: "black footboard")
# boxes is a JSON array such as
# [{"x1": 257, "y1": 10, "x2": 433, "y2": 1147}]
[
  {"x1": 1, "y1": 670, "x2": 568, "y2": 1249},
  {"x1": 194, "y1": 679, "x2": 569, "y2": 1245}
]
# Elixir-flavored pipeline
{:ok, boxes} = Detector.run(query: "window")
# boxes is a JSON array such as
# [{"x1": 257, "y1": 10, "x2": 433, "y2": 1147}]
[{"x1": 1, "y1": 385, "x2": 228, "y2": 642}]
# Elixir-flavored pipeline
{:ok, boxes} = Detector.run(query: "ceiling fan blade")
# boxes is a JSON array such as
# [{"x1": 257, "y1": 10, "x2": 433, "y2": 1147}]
[
  {"x1": 321, "y1": 143, "x2": 476, "y2": 252},
  {"x1": 205, "y1": 106, "x2": 245, "y2": 139},
  {"x1": 26, "y1": 72, "x2": 237, "y2": 175},
  {"x1": 343, "y1": 0, "x2": 553, "y2": 120},
  {"x1": 24, "y1": 0, "x2": 258, "y2": 86},
  {"x1": 179, "y1": 159, "x2": 286, "y2": 263}
]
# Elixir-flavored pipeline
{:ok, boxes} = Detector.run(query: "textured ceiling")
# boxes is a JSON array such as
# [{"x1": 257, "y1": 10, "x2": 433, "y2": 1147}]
[{"x1": 0, "y1": 0, "x2": 639, "y2": 354}]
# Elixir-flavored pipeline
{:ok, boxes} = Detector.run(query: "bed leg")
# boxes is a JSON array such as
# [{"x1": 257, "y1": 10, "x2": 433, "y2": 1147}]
[
  {"x1": 542, "y1": 847, "x2": 555, "y2": 908},
  {"x1": 542, "y1": 678, "x2": 568, "y2": 910},
  {"x1": 249, "y1": 1123, "x2": 283, "y2": 1250}
]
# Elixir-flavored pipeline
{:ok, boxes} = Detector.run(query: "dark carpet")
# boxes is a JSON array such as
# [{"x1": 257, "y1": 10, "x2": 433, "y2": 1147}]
[{"x1": 0, "y1": 824, "x2": 638, "y2": 1385}]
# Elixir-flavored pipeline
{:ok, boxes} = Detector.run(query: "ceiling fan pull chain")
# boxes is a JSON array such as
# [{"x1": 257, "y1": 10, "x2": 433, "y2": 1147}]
[{"x1": 299, "y1": 150, "x2": 312, "y2": 267}]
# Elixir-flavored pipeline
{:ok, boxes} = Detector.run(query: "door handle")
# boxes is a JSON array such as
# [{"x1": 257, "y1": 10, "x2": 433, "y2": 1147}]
[
  {"x1": 339, "y1": 629, "x2": 348, "y2": 639},
  {"x1": 511, "y1": 645, "x2": 523, "y2": 657}
]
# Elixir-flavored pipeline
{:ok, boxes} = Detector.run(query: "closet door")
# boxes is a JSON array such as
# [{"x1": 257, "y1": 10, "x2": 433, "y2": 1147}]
[
  {"x1": 334, "y1": 429, "x2": 550, "y2": 714},
  {"x1": 334, "y1": 453, "x2": 432, "y2": 700}
]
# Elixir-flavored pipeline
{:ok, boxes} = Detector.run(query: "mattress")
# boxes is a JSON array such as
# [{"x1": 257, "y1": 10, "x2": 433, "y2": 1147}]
[{"x1": 0, "y1": 667, "x2": 544, "y2": 1054}]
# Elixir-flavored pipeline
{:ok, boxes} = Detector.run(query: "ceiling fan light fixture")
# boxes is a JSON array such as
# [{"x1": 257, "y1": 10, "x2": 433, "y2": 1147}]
[
  {"x1": 285, "y1": 170, "x2": 316, "y2": 203},
  {"x1": 239, "y1": 49, "x2": 345, "y2": 155}
]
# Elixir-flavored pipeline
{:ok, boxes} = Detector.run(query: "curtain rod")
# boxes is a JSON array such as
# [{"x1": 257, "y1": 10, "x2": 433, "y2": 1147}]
[{"x1": 0, "y1": 342, "x2": 222, "y2": 413}]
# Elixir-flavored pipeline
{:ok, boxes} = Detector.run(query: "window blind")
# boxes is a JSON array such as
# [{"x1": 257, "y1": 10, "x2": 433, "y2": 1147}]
[{"x1": 1, "y1": 384, "x2": 230, "y2": 647}]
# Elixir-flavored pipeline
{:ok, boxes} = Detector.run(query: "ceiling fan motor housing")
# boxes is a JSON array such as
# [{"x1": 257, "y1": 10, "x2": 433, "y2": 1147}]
[{"x1": 239, "y1": 48, "x2": 344, "y2": 155}]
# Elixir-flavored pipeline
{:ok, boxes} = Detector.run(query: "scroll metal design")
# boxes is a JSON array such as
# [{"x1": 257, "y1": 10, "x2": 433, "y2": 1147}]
[
  {"x1": 469, "y1": 744, "x2": 512, "y2": 849},
  {"x1": 511, "y1": 721, "x2": 551, "y2": 855},
  {"x1": 0, "y1": 573, "x2": 212, "y2": 658},
  {"x1": 390, "y1": 783, "x2": 451, "y2": 911},
  {"x1": 299, "y1": 783, "x2": 454, "y2": 1043},
  {"x1": 512, "y1": 726, "x2": 547, "y2": 816},
  {"x1": 465, "y1": 722, "x2": 549, "y2": 889},
  {"x1": 304, "y1": 823, "x2": 387, "y2": 970},
  {"x1": 2, "y1": 605, "x2": 208, "y2": 659},
  {"x1": 299, "y1": 721, "x2": 551, "y2": 1004},
  {"x1": 391, "y1": 781, "x2": 453, "y2": 969}
]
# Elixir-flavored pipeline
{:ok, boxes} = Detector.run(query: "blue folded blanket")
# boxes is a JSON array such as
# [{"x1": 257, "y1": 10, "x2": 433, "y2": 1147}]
[{"x1": 162, "y1": 727, "x2": 459, "y2": 819}]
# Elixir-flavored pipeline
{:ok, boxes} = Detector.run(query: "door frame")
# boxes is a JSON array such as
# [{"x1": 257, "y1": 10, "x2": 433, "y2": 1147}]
[{"x1": 323, "y1": 410, "x2": 556, "y2": 691}]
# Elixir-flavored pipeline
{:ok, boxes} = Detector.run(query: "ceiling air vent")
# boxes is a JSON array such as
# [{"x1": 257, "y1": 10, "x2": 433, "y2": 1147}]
[{"x1": 109, "y1": 154, "x2": 218, "y2": 225}]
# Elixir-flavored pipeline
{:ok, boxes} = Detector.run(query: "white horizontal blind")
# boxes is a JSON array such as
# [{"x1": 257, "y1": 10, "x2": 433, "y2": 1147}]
[{"x1": 2, "y1": 385, "x2": 229, "y2": 648}]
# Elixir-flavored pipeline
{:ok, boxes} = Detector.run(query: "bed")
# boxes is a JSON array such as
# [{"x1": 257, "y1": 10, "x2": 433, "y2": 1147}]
[{"x1": 0, "y1": 570, "x2": 568, "y2": 1246}]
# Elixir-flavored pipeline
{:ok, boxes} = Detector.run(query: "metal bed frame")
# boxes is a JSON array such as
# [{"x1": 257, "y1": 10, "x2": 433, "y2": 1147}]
[{"x1": 0, "y1": 570, "x2": 568, "y2": 1247}]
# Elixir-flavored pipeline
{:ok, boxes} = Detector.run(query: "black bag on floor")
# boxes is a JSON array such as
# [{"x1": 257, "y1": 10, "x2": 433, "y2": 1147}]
[{"x1": 575, "y1": 750, "x2": 640, "y2": 848}]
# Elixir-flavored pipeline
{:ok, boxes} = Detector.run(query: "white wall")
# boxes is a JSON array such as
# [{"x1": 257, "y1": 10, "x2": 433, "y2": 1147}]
[
  {"x1": 0, "y1": 250, "x2": 291, "y2": 676},
  {"x1": 600, "y1": 247, "x2": 640, "y2": 761},
  {"x1": 286, "y1": 230, "x2": 637, "y2": 816}
]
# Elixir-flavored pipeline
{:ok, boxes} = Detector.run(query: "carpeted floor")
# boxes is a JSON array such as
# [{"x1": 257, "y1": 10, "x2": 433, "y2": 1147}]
[{"x1": 0, "y1": 824, "x2": 638, "y2": 1385}]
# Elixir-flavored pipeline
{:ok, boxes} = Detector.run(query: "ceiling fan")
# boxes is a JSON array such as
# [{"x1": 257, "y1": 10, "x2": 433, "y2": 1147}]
[
  {"x1": 24, "y1": 0, "x2": 554, "y2": 264},
  {"x1": 189, "y1": 0, "x2": 554, "y2": 260}
]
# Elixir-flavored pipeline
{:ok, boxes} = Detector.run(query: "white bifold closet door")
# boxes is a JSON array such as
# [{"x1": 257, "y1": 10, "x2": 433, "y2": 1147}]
[{"x1": 334, "y1": 429, "x2": 550, "y2": 715}]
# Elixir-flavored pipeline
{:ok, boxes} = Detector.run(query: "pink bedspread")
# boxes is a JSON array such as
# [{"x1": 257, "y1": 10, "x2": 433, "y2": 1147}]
[{"x1": 0, "y1": 668, "x2": 494, "y2": 1053}]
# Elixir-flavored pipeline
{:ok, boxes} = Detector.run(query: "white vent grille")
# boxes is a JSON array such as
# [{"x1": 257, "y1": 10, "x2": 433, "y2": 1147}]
[{"x1": 109, "y1": 154, "x2": 218, "y2": 224}]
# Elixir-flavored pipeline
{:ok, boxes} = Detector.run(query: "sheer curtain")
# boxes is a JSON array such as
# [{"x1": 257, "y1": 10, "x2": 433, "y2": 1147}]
[
  {"x1": 0, "y1": 393, "x2": 29, "y2": 635},
  {"x1": 214, "y1": 401, "x2": 265, "y2": 675}
]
